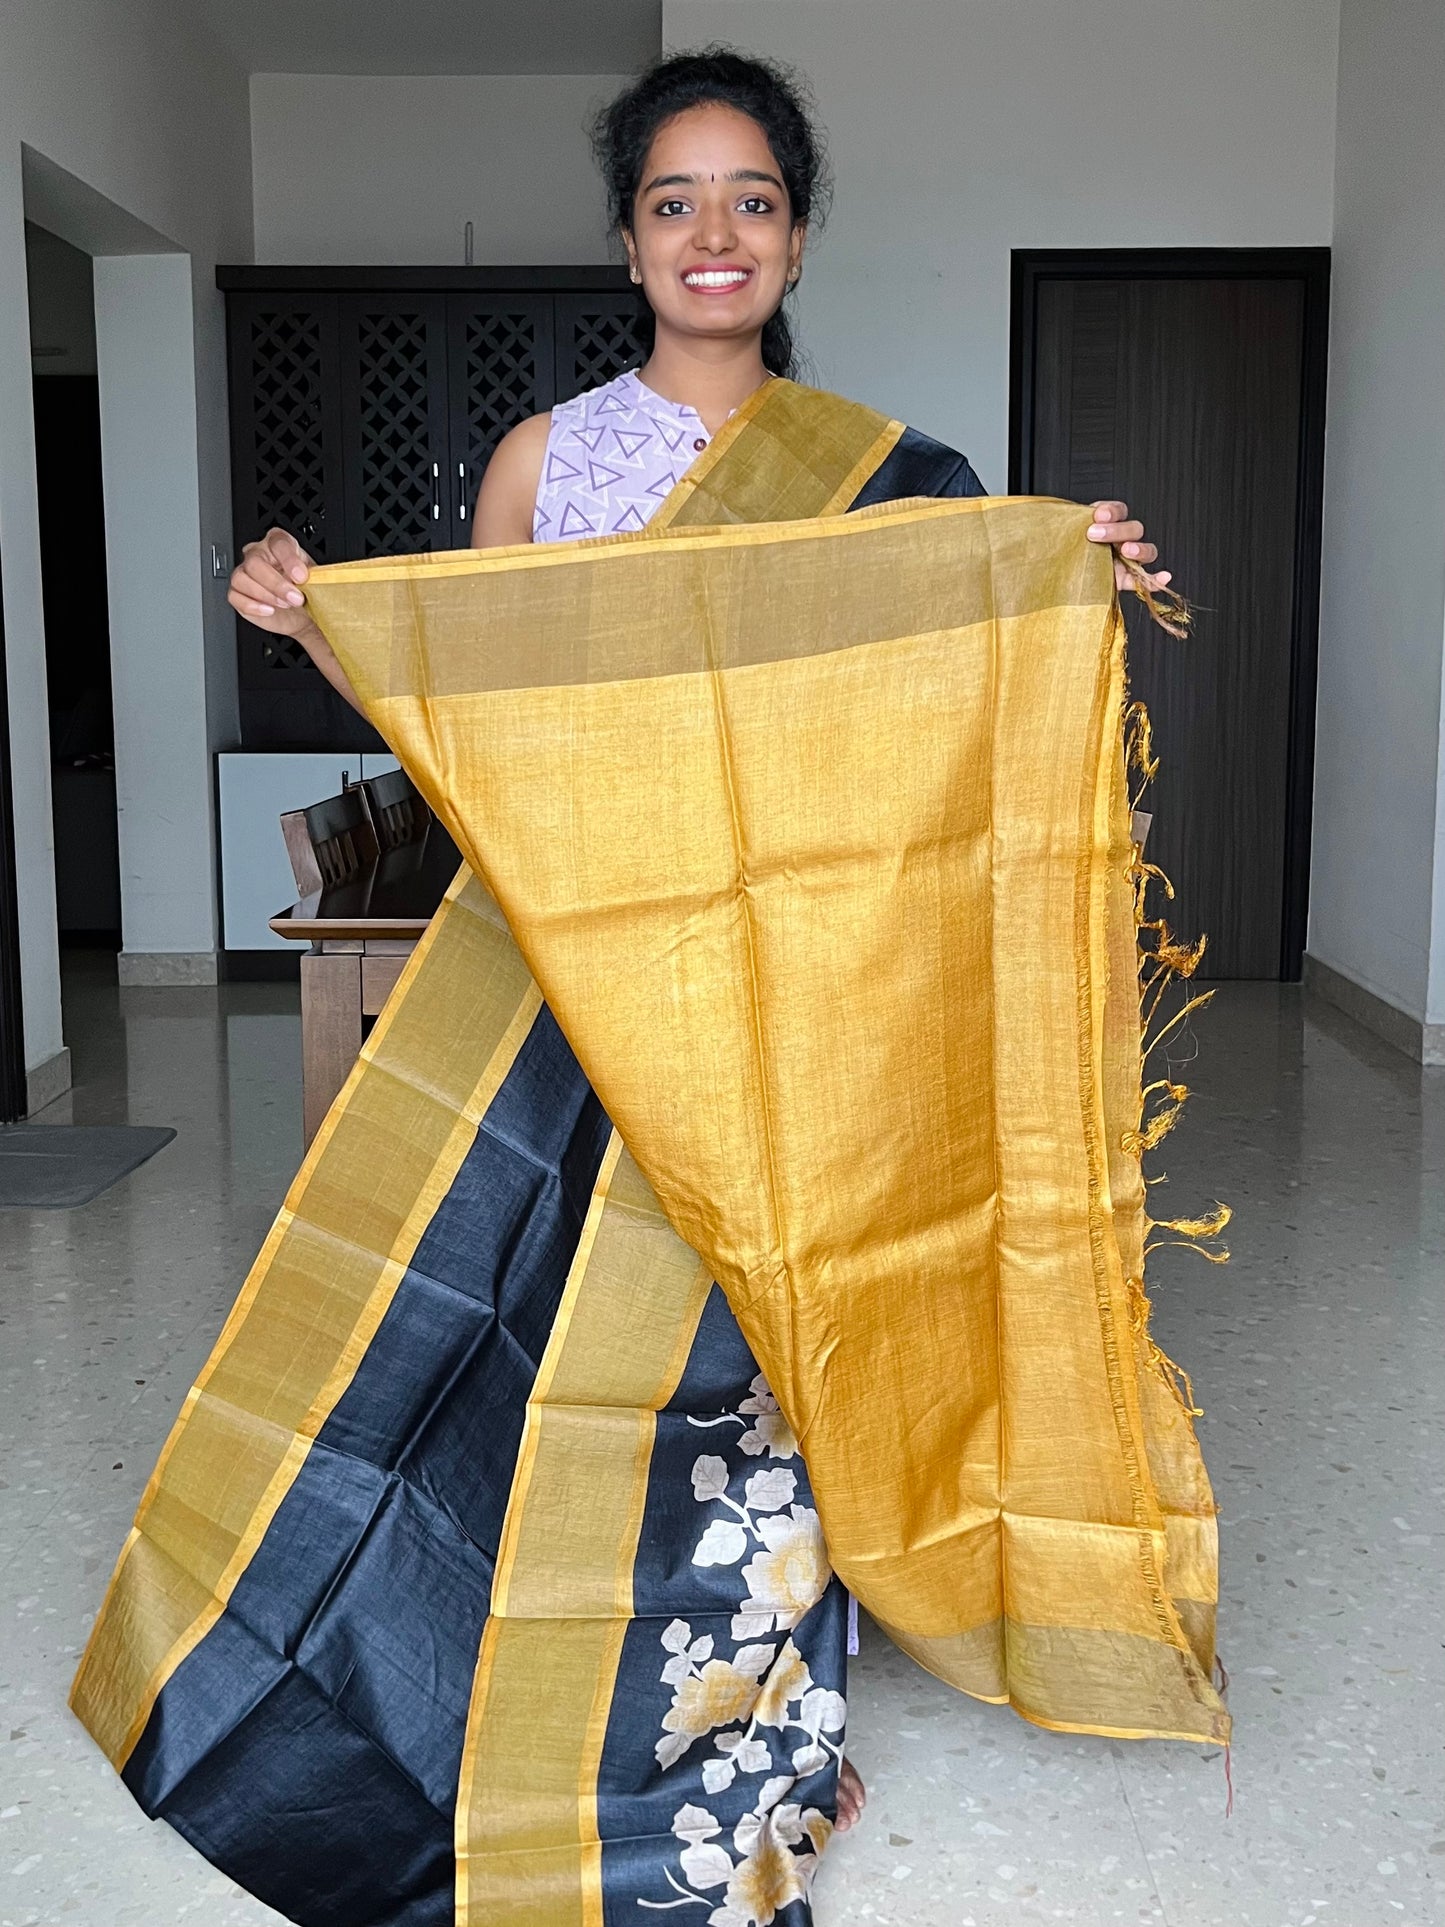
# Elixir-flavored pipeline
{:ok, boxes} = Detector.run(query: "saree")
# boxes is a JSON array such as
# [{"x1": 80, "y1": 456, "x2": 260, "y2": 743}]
[{"x1": 71, "y1": 380, "x2": 1227, "y2": 1927}]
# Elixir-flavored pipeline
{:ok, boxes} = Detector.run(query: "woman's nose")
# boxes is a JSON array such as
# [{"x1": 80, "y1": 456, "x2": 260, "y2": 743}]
[{"x1": 693, "y1": 200, "x2": 738, "y2": 253}]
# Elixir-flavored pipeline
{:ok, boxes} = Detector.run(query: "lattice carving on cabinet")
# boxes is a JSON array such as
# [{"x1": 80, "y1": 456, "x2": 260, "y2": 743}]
[
  {"x1": 247, "y1": 309, "x2": 331, "y2": 559},
  {"x1": 255, "y1": 634, "x2": 315, "y2": 674},
  {"x1": 568, "y1": 307, "x2": 645, "y2": 395},
  {"x1": 356, "y1": 310, "x2": 436, "y2": 555},
  {"x1": 461, "y1": 311, "x2": 542, "y2": 496}
]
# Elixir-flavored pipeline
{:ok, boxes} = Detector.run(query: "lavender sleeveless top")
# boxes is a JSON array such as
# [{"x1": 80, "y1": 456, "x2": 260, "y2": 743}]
[{"x1": 532, "y1": 369, "x2": 716, "y2": 544}]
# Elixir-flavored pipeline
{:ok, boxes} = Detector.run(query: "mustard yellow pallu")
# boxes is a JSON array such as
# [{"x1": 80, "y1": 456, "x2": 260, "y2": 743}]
[
  {"x1": 73, "y1": 380, "x2": 1226, "y2": 1927},
  {"x1": 307, "y1": 449, "x2": 1227, "y2": 1725}
]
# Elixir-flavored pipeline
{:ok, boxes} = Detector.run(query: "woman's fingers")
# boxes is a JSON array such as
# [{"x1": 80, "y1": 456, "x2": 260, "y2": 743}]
[
  {"x1": 230, "y1": 570, "x2": 297, "y2": 615},
  {"x1": 257, "y1": 533, "x2": 311, "y2": 594},
  {"x1": 229, "y1": 588, "x2": 281, "y2": 621},
  {"x1": 241, "y1": 559, "x2": 303, "y2": 606},
  {"x1": 1087, "y1": 504, "x2": 1154, "y2": 556},
  {"x1": 1116, "y1": 562, "x2": 1173, "y2": 593},
  {"x1": 1088, "y1": 518, "x2": 1146, "y2": 548},
  {"x1": 248, "y1": 529, "x2": 312, "y2": 587},
  {"x1": 260, "y1": 528, "x2": 312, "y2": 585},
  {"x1": 1088, "y1": 503, "x2": 1165, "y2": 580},
  {"x1": 228, "y1": 570, "x2": 275, "y2": 615},
  {"x1": 251, "y1": 567, "x2": 304, "y2": 606},
  {"x1": 231, "y1": 529, "x2": 315, "y2": 621}
]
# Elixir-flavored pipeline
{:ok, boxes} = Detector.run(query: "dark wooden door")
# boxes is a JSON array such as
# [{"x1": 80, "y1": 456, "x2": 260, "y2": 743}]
[{"x1": 1012, "y1": 254, "x2": 1328, "y2": 979}]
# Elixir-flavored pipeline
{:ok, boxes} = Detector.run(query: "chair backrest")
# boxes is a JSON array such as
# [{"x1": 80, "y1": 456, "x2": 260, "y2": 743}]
[
  {"x1": 279, "y1": 785, "x2": 380, "y2": 896},
  {"x1": 361, "y1": 768, "x2": 431, "y2": 852}
]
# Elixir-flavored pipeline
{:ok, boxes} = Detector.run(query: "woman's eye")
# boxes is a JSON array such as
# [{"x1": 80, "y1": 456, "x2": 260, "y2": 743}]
[
  {"x1": 656, "y1": 199, "x2": 691, "y2": 217},
  {"x1": 738, "y1": 196, "x2": 773, "y2": 215}
]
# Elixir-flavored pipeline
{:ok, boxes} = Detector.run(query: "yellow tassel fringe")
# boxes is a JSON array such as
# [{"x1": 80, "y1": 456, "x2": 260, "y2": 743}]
[{"x1": 1123, "y1": 693, "x2": 1229, "y2": 1424}]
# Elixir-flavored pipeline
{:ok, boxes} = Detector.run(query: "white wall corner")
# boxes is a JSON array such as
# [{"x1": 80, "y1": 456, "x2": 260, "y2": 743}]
[
  {"x1": 94, "y1": 253, "x2": 220, "y2": 961},
  {"x1": 1309, "y1": 0, "x2": 1445, "y2": 1029},
  {"x1": 2, "y1": 0, "x2": 252, "y2": 1043}
]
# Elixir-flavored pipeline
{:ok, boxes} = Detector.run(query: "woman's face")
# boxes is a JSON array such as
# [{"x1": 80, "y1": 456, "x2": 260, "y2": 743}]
[{"x1": 624, "y1": 103, "x2": 805, "y2": 353}]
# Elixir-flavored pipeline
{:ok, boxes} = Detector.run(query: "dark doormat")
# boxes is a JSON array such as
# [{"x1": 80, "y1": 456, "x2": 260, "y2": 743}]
[{"x1": 0, "y1": 1125, "x2": 176, "y2": 1207}]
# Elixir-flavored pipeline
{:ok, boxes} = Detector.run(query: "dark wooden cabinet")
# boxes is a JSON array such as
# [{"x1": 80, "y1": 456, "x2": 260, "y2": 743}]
[
  {"x1": 220, "y1": 267, "x2": 644, "y2": 746},
  {"x1": 226, "y1": 295, "x2": 346, "y2": 571},
  {"x1": 338, "y1": 292, "x2": 452, "y2": 558},
  {"x1": 447, "y1": 297, "x2": 556, "y2": 545}
]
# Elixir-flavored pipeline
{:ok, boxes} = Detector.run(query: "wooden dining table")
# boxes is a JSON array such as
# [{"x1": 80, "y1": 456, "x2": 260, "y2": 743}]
[{"x1": 269, "y1": 827, "x2": 461, "y2": 1145}]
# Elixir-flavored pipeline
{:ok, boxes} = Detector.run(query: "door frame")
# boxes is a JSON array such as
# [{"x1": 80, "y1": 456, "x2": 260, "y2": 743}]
[{"x1": 1008, "y1": 246, "x2": 1331, "y2": 981}]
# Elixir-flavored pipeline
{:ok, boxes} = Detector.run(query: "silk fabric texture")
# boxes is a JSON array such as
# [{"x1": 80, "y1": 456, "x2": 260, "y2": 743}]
[
  {"x1": 303, "y1": 380, "x2": 1226, "y2": 1741},
  {"x1": 72, "y1": 380, "x2": 1226, "y2": 1927}
]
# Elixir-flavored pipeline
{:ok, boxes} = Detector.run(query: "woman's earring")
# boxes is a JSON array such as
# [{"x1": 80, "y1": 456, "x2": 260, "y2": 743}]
[
  {"x1": 629, "y1": 264, "x2": 642, "y2": 284},
  {"x1": 788, "y1": 268, "x2": 801, "y2": 284}
]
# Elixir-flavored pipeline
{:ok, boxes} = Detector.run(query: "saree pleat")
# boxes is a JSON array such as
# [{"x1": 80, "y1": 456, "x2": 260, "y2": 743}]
[{"x1": 72, "y1": 379, "x2": 1224, "y2": 1927}]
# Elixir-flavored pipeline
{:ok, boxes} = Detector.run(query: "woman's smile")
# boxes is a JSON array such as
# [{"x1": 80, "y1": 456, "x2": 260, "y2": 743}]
[{"x1": 681, "y1": 264, "x2": 755, "y2": 294}]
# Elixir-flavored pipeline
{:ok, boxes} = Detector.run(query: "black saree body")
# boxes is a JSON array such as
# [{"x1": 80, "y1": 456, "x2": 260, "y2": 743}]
[{"x1": 70, "y1": 382, "x2": 985, "y2": 1927}]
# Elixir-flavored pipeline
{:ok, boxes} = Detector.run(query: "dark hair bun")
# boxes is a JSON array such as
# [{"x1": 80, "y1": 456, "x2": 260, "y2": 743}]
[{"x1": 591, "y1": 47, "x2": 830, "y2": 380}]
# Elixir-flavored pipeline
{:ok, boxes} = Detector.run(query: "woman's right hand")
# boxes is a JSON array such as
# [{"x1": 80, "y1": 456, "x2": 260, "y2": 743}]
[
  {"x1": 228, "y1": 528, "x2": 315, "y2": 634},
  {"x1": 228, "y1": 527, "x2": 365, "y2": 715}
]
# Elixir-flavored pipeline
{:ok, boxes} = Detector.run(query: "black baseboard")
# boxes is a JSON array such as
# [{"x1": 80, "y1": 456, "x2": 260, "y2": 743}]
[
  {"x1": 59, "y1": 928, "x2": 121, "y2": 950},
  {"x1": 220, "y1": 949, "x2": 301, "y2": 983}
]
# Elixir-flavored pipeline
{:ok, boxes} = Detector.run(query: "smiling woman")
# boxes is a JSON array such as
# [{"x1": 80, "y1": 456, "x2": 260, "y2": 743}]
[
  {"x1": 593, "y1": 49, "x2": 823, "y2": 382},
  {"x1": 74, "y1": 44, "x2": 1214, "y2": 1927}
]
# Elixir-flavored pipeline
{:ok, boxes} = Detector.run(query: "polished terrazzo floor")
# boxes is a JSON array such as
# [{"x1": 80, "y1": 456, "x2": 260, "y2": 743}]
[{"x1": 2, "y1": 956, "x2": 1440, "y2": 1926}]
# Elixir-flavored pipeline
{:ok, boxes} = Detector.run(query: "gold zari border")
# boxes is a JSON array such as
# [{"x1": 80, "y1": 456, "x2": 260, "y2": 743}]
[
  {"x1": 70, "y1": 872, "x2": 541, "y2": 1766},
  {"x1": 456, "y1": 1140, "x2": 712, "y2": 1927}
]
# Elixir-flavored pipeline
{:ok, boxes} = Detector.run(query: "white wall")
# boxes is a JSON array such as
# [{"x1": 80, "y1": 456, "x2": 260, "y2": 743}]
[
  {"x1": 251, "y1": 74, "x2": 631, "y2": 264},
  {"x1": 1310, "y1": 0, "x2": 1445, "y2": 1030},
  {"x1": 663, "y1": 0, "x2": 1341, "y2": 484},
  {"x1": 0, "y1": 0, "x2": 252, "y2": 1080},
  {"x1": 95, "y1": 256, "x2": 221, "y2": 966}
]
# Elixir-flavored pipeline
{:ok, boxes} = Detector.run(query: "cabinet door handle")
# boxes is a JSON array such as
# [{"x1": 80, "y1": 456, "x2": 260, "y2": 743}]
[
  {"x1": 431, "y1": 460, "x2": 441, "y2": 522},
  {"x1": 457, "y1": 460, "x2": 468, "y2": 524}
]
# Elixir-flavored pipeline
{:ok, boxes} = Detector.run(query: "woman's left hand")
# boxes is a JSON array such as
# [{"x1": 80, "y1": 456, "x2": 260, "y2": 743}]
[{"x1": 1087, "y1": 501, "x2": 1171, "y2": 595}]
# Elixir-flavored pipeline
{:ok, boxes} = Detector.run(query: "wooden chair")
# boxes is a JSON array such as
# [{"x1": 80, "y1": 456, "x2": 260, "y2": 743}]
[
  {"x1": 276, "y1": 771, "x2": 453, "y2": 1147},
  {"x1": 279, "y1": 786, "x2": 380, "y2": 898},
  {"x1": 360, "y1": 768, "x2": 431, "y2": 852}
]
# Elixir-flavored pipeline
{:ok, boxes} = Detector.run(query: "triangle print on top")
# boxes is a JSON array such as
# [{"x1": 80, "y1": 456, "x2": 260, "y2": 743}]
[{"x1": 532, "y1": 370, "x2": 711, "y2": 549}]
